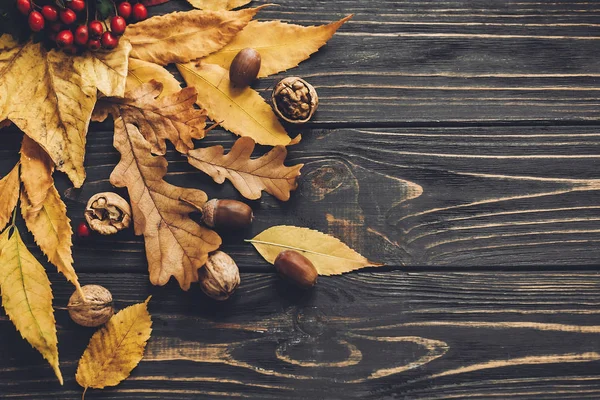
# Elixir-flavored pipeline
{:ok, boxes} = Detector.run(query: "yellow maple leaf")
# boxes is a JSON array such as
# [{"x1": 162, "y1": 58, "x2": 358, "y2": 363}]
[
  {"x1": 0, "y1": 35, "x2": 131, "y2": 187},
  {"x1": 178, "y1": 62, "x2": 298, "y2": 146},
  {"x1": 203, "y1": 16, "x2": 353, "y2": 77},
  {"x1": 20, "y1": 136, "x2": 83, "y2": 298},
  {"x1": 93, "y1": 80, "x2": 207, "y2": 155},
  {"x1": 0, "y1": 164, "x2": 19, "y2": 230},
  {"x1": 110, "y1": 118, "x2": 221, "y2": 290},
  {"x1": 188, "y1": 136, "x2": 303, "y2": 201},
  {"x1": 0, "y1": 228, "x2": 62, "y2": 384},
  {"x1": 187, "y1": 0, "x2": 250, "y2": 11},
  {"x1": 248, "y1": 226, "x2": 383, "y2": 275},
  {"x1": 124, "y1": 7, "x2": 264, "y2": 66},
  {"x1": 126, "y1": 58, "x2": 182, "y2": 98},
  {"x1": 76, "y1": 296, "x2": 152, "y2": 397}
]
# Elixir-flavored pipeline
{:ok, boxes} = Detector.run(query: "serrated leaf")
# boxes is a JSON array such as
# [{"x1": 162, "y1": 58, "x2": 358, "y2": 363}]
[
  {"x1": 203, "y1": 16, "x2": 353, "y2": 78},
  {"x1": 188, "y1": 136, "x2": 303, "y2": 201},
  {"x1": 110, "y1": 118, "x2": 221, "y2": 290},
  {"x1": 124, "y1": 7, "x2": 264, "y2": 66},
  {"x1": 20, "y1": 136, "x2": 82, "y2": 298},
  {"x1": 0, "y1": 228, "x2": 63, "y2": 384},
  {"x1": 0, "y1": 164, "x2": 19, "y2": 230},
  {"x1": 0, "y1": 36, "x2": 131, "y2": 187},
  {"x1": 93, "y1": 80, "x2": 207, "y2": 155},
  {"x1": 178, "y1": 62, "x2": 297, "y2": 146},
  {"x1": 187, "y1": 0, "x2": 250, "y2": 10},
  {"x1": 126, "y1": 58, "x2": 182, "y2": 98},
  {"x1": 248, "y1": 225, "x2": 382, "y2": 275},
  {"x1": 76, "y1": 296, "x2": 152, "y2": 393}
]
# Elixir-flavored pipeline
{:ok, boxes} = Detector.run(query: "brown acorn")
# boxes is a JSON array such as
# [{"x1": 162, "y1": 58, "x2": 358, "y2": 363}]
[
  {"x1": 201, "y1": 199, "x2": 253, "y2": 230},
  {"x1": 229, "y1": 48, "x2": 261, "y2": 87},
  {"x1": 274, "y1": 250, "x2": 318, "y2": 289}
]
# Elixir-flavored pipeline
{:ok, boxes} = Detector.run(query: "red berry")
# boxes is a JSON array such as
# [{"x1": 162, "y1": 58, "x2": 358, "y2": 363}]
[
  {"x1": 132, "y1": 3, "x2": 147, "y2": 21},
  {"x1": 28, "y1": 11, "x2": 45, "y2": 32},
  {"x1": 50, "y1": 22, "x2": 63, "y2": 32},
  {"x1": 60, "y1": 9, "x2": 77, "y2": 25},
  {"x1": 117, "y1": 2, "x2": 132, "y2": 19},
  {"x1": 16, "y1": 0, "x2": 31, "y2": 16},
  {"x1": 67, "y1": 0, "x2": 85, "y2": 12},
  {"x1": 56, "y1": 30, "x2": 74, "y2": 48},
  {"x1": 110, "y1": 16, "x2": 126, "y2": 36},
  {"x1": 74, "y1": 25, "x2": 88, "y2": 45},
  {"x1": 101, "y1": 31, "x2": 118, "y2": 49},
  {"x1": 76, "y1": 222, "x2": 90, "y2": 238},
  {"x1": 41, "y1": 5, "x2": 58, "y2": 22},
  {"x1": 88, "y1": 20, "x2": 104, "y2": 39},
  {"x1": 87, "y1": 39, "x2": 101, "y2": 51}
]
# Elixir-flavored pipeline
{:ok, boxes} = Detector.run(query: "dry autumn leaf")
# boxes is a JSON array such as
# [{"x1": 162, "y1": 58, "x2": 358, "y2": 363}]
[
  {"x1": 187, "y1": 0, "x2": 250, "y2": 10},
  {"x1": 124, "y1": 7, "x2": 264, "y2": 66},
  {"x1": 94, "y1": 80, "x2": 207, "y2": 155},
  {"x1": 0, "y1": 120, "x2": 10, "y2": 129},
  {"x1": 0, "y1": 164, "x2": 19, "y2": 230},
  {"x1": 127, "y1": 57, "x2": 182, "y2": 98},
  {"x1": 19, "y1": 137, "x2": 83, "y2": 297},
  {"x1": 203, "y1": 16, "x2": 353, "y2": 77},
  {"x1": 248, "y1": 225, "x2": 382, "y2": 275},
  {"x1": 110, "y1": 118, "x2": 221, "y2": 290},
  {"x1": 0, "y1": 35, "x2": 131, "y2": 187},
  {"x1": 178, "y1": 62, "x2": 298, "y2": 146},
  {"x1": 188, "y1": 136, "x2": 303, "y2": 201},
  {"x1": 76, "y1": 296, "x2": 152, "y2": 397},
  {"x1": 0, "y1": 228, "x2": 63, "y2": 384}
]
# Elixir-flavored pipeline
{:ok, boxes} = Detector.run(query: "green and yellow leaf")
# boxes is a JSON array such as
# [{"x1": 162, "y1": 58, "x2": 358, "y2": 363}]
[
  {"x1": 0, "y1": 228, "x2": 62, "y2": 384},
  {"x1": 248, "y1": 225, "x2": 382, "y2": 275}
]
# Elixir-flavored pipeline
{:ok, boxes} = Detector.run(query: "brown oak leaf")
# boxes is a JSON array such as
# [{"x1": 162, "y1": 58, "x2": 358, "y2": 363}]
[
  {"x1": 0, "y1": 35, "x2": 131, "y2": 187},
  {"x1": 126, "y1": 58, "x2": 182, "y2": 98},
  {"x1": 123, "y1": 7, "x2": 265, "y2": 65},
  {"x1": 188, "y1": 137, "x2": 303, "y2": 201},
  {"x1": 110, "y1": 118, "x2": 221, "y2": 290},
  {"x1": 93, "y1": 80, "x2": 207, "y2": 155}
]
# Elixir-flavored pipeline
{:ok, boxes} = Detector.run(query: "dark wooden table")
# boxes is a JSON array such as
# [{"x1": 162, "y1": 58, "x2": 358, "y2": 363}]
[{"x1": 2, "y1": 0, "x2": 600, "y2": 398}]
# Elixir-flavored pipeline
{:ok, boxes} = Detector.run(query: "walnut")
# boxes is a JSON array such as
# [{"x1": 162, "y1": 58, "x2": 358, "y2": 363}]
[
  {"x1": 84, "y1": 192, "x2": 132, "y2": 235},
  {"x1": 68, "y1": 285, "x2": 114, "y2": 327},
  {"x1": 199, "y1": 251, "x2": 240, "y2": 301},
  {"x1": 272, "y1": 77, "x2": 319, "y2": 124}
]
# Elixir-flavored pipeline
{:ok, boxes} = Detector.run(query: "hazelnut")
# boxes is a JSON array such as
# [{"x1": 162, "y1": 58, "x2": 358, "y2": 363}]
[
  {"x1": 84, "y1": 192, "x2": 132, "y2": 235},
  {"x1": 272, "y1": 77, "x2": 319, "y2": 124},
  {"x1": 201, "y1": 199, "x2": 253, "y2": 231},
  {"x1": 229, "y1": 48, "x2": 261, "y2": 87},
  {"x1": 68, "y1": 285, "x2": 114, "y2": 327},
  {"x1": 199, "y1": 251, "x2": 240, "y2": 301},
  {"x1": 274, "y1": 250, "x2": 318, "y2": 289}
]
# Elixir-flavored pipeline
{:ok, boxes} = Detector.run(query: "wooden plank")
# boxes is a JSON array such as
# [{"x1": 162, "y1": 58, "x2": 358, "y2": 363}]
[
  {"x1": 129, "y1": 0, "x2": 600, "y2": 124},
  {"x1": 2, "y1": 271, "x2": 600, "y2": 398}
]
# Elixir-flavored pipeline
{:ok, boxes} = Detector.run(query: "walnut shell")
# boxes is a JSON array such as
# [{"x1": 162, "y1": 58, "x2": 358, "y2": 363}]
[
  {"x1": 272, "y1": 77, "x2": 319, "y2": 124},
  {"x1": 68, "y1": 285, "x2": 114, "y2": 327},
  {"x1": 199, "y1": 251, "x2": 240, "y2": 301},
  {"x1": 84, "y1": 192, "x2": 132, "y2": 235}
]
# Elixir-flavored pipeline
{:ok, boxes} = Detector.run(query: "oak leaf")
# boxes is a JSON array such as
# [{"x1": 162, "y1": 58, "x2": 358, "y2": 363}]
[
  {"x1": 203, "y1": 16, "x2": 353, "y2": 78},
  {"x1": 0, "y1": 164, "x2": 19, "y2": 230},
  {"x1": 127, "y1": 57, "x2": 182, "y2": 98},
  {"x1": 76, "y1": 296, "x2": 152, "y2": 396},
  {"x1": 124, "y1": 7, "x2": 264, "y2": 65},
  {"x1": 110, "y1": 118, "x2": 221, "y2": 290},
  {"x1": 188, "y1": 137, "x2": 303, "y2": 201},
  {"x1": 248, "y1": 226, "x2": 382, "y2": 275},
  {"x1": 178, "y1": 62, "x2": 298, "y2": 146},
  {"x1": 0, "y1": 228, "x2": 63, "y2": 384},
  {"x1": 0, "y1": 35, "x2": 131, "y2": 187},
  {"x1": 187, "y1": 0, "x2": 250, "y2": 10},
  {"x1": 94, "y1": 80, "x2": 207, "y2": 155},
  {"x1": 19, "y1": 137, "x2": 83, "y2": 297}
]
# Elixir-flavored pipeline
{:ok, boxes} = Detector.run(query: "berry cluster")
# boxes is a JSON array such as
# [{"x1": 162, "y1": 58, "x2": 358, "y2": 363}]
[{"x1": 15, "y1": 0, "x2": 148, "y2": 53}]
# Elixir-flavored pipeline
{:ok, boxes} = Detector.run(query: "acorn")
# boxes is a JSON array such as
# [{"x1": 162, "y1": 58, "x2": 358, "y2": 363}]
[
  {"x1": 274, "y1": 250, "x2": 318, "y2": 289},
  {"x1": 201, "y1": 199, "x2": 253, "y2": 230},
  {"x1": 229, "y1": 48, "x2": 261, "y2": 87}
]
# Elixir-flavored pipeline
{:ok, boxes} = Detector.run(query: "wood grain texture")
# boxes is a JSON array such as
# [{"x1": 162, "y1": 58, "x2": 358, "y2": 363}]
[{"x1": 2, "y1": 272, "x2": 600, "y2": 399}]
